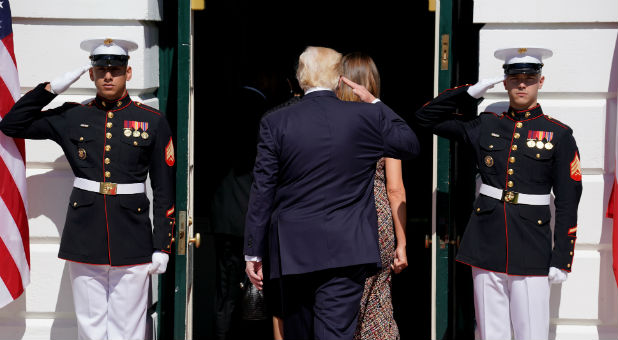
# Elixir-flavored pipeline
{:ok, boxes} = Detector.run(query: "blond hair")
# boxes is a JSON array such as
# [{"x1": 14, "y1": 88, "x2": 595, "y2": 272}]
[
  {"x1": 336, "y1": 52, "x2": 380, "y2": 102},
  {"x1": 296, "y1": 46, "x2": 342, "y2": 91}
]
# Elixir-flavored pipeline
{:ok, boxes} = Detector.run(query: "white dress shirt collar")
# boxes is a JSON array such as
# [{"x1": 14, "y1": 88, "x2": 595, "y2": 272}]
[{"x1": 305, "y1": 87, "x2": 333, "y2": 95}]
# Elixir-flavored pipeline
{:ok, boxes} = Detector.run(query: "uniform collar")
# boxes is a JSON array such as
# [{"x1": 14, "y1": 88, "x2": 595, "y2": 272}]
[
  {"x1": 93, "y1": 91, "x2": 132, "y2": 110},
  {"x1": 506, "y1": 104, "x2": 543, "y2": 121}
]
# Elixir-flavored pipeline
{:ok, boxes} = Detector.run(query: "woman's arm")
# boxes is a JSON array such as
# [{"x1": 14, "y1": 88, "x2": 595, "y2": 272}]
[{"x1": 385, "y1": 157, "x2": 408, "y2": 274}]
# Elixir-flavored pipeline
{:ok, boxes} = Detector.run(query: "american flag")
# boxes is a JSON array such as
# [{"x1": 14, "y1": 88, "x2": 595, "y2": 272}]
[{"x1": 0, "y1": 0, "x2": 30, "y2": 308}]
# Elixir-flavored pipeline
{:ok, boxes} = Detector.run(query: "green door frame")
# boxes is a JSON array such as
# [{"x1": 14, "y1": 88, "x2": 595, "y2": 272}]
[
  {"x1": 434, "y1": 0, "x2": 454, "y2": 338},
  {"x1": 173, "y1": 0, "x2": 192, "y2": 339},
  {"x1": 154, "y1": 0, "x2": 192, "y2": 339}
]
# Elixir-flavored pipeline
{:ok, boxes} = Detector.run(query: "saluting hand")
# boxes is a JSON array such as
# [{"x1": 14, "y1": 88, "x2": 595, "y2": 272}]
[
  {"x1": 46, "y1": 64, "x2": 92, "y2": 95},
  {"x1": 339, "y1": 76, "x2": 377, "y2": 103},
  {"x1": 466, "y1": 75, "x2": 506, "y2": 99},
  {"x1": 246, "y1": 260, "x2": 264, "y2": 290}
]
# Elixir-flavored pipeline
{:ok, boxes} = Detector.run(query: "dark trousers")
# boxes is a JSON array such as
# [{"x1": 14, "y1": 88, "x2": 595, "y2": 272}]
[
  {"x1": 281, "y1": 264, "x2": 369, "y2": 340},
  {"x1": 214, "y1": 235, "x2": 245, "y2": 340}
]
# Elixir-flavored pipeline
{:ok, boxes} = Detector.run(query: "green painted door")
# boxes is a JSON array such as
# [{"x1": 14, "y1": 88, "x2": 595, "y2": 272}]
[
  {"x1": 433, "y1": 1, "x2": 478, "y2": 339},
  {"x1": 434, "y1": 0, "x2": 453, "y2": 339},
  {"x1": 172, "y1": 1, "x2": 196, "y2": 339},
  {"x1": 155, "y1": 1, "x2": 196, "y2": 339}
]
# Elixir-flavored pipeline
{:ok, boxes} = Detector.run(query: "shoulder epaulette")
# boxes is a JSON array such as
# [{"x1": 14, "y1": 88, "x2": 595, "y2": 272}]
[
  {"x1": 480, "y1": 111, "x2": 503, "y2": 118},
  {"x1": 133, "y1": 101, "x2": 162, "y2": 116},
  {"x1": 544, "y1": 115, "x2": 571, "y2": 130}
]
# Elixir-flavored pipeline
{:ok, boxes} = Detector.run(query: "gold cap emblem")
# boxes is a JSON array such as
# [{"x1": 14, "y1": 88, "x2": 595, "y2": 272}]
[
  {"x1": 518, "y1": 48, "x2": 528, "y2": 54},
  {"x1": 104, "y1": 38, "x2": 114, "y2": 45}
]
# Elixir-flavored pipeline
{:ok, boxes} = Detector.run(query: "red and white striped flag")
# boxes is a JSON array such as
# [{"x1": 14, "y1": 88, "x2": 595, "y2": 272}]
[
  {"x1": 607, "y1": 110, "x2": 618, "y2": 287},
  {"x1": 0, "y1": 0, "x2": 30, "y2": 308}
]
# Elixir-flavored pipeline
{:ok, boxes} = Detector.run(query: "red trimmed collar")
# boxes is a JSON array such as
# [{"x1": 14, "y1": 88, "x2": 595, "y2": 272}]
[
  {"x1": 505, "y1": 104, "x2": 543, "y2": 121},
  {"x1": 93, "y1": 91, "x2": 132, "y2": 111}
]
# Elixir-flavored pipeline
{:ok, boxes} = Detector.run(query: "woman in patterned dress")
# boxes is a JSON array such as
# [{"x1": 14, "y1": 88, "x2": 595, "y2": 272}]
[{"x1": 337, "y1": 52, "x2": 409, "y2": 340}]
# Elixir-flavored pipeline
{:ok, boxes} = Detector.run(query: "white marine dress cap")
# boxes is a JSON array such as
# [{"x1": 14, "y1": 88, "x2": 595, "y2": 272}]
[
  {"x1": 80, "y1": 38, "x2": 138, "y2": 66},
  {"x1": 494, "y1": 47, "x2": 553, "y2": 74}
]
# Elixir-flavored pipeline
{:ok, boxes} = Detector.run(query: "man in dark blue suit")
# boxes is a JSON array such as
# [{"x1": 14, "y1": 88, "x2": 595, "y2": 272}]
[{"x1": 243, "y1": 46, "x2": 419, "y2": 339}]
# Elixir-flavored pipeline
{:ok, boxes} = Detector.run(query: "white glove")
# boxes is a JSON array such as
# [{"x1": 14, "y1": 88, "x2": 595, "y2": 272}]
[
  {"x1": 548, "y1": 266, "x2": 568, "y2": 284},
  {"x1": 148, "y1": 251, "x2": 169, "y2": 275},
  {"x1": 466, "y1": 76, "x2": 506, "y2": 99},
  {"x1": 49, "y1": 64, "x2": 92, "y2": 94}
]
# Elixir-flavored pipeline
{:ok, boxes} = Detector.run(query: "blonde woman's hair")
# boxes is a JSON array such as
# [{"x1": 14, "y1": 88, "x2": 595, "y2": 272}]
[
  {"x1": 336, "y1": 52, "x2": 381, "y2": 102},
  {"x1": 296, "y1": 46, "x2": 342, "y2": 91}
]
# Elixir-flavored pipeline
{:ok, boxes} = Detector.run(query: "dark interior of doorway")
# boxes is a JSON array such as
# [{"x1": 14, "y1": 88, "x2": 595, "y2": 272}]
[{"x1": 192, "y1": 1, "x2": 436, "y2": 339}]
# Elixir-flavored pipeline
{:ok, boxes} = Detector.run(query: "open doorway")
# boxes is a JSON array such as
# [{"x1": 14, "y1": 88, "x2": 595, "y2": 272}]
[{"x1": 191, "y1": 1, "x2": 436, "y2": 339}]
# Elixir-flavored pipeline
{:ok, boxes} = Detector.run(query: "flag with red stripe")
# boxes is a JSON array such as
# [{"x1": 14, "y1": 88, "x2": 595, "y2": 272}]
[
  {"x1": 0, "y1": 0, "x2": 30, "y2": 308},
  {"x1": 607, "y1": 108, "x2": 618, "y2": 287}
]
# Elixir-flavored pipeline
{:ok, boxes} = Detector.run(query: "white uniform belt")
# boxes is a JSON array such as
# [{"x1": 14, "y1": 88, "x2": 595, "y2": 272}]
[
  {"x1": 73, "y1": 177, "x2": 145, "y2": 195},
  {"x1": 479, "y1": 184, "x2": 550, "y2": 205}
]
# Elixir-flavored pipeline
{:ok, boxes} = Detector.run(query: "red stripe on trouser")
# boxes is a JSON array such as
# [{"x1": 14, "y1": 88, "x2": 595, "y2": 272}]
[
  {"x1": 0, "y1": 237, "x2": 25, "y2": 299},
  {"x1": 0, "y1": 159, "x2": 29, "y2": 264}
]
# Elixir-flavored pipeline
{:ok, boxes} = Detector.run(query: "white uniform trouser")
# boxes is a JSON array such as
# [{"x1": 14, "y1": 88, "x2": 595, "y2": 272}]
[
  {"x1": 69, "y1": 262, "x2": 150, "y2": 340},
  {"x1": 472, "y1": 267, "x2": 549, "y2": 340}
]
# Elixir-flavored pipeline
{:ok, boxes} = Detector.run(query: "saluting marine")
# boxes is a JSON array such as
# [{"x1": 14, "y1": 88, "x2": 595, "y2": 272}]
[
  {"x1": 415, "y1": 47, "x2": 582, "y2": 340},
  {"x1": 0, "y1": 38, "x2": 175, "y2": 340}
]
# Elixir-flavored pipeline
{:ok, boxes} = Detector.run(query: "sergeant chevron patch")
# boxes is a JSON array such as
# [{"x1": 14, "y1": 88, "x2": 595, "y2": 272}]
[
  {"x1": 166, "y1": 137, "x2": 175, "y2": 167},
  {"x1": 568, "y1": 226, "x2": 577, "y2": 236},
  {"x1": 570, "y1": 152, "x2": 581, "y2": 181}
]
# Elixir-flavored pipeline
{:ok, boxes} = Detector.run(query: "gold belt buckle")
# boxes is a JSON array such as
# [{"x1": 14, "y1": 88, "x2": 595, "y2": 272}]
[
  {"x1": 100, "y1": 182, "x2": 118, "y2": 195},
  {"x1": 501, "y1": 190, "x2": 519, "y2": 204}
]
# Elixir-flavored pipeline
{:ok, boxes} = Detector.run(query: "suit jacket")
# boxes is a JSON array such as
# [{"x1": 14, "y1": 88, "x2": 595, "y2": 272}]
[
  {"x1": 0, "y1": 83, "x2": 175, "y2": 266},
  {"x1": 243, "y1": 90, "x2": 419, "y2": 278},
  {"x1": 415, "y1": 85, "x2": 582, "y2": 275}
]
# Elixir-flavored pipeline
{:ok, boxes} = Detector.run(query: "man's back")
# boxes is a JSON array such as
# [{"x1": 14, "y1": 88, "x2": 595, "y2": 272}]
[{"x1": 245, "y1": 90, "x2": 418, "y2": 277}]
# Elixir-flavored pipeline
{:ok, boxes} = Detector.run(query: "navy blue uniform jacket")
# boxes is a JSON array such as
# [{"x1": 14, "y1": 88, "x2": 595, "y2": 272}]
[
  {"x1": 243, "y1": 90, "x2": 419, "y2": 278},
  {"x1": 416, "y1": 85, "x2": 582, "y2": 275},
  {"x1": 0, "y1": 83, "x2": 176, "y2": 266}
]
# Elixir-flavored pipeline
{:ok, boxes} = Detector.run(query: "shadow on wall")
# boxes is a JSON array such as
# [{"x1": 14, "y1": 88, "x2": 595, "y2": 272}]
[
  {"x1": 26, "y1": 156, "x2": 72, "y2": 232},
  {"x1": 49, "y1": 263, "x2": 77, "y2": 340},
  {"x1": 598, "y1": 33, "x2": 618, "y2": 338},
  {"x1": 0, "y1": 297, "x2": 26, "y2": 340}
]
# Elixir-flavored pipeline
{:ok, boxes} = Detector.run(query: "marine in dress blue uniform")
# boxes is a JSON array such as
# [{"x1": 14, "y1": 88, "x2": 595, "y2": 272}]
[
  {"x1": 0, "y1": 38, "x2": 175, "y2": 340},
  {"x1": 415, "y1": 47, "x2": 582, "y2": 340}
]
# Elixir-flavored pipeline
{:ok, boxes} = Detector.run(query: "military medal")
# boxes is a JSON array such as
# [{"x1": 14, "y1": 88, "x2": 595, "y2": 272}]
[
  {"x1": 78, "y1": 148, "x2": 87, "y2": 160},
  {"x1": 133, "y1": 130, "x2": 141, "y2": 137},
  {"x1": 141, "y1": 131, "x2": 149, "y2": 139},
  {"x1": 124, "y1": 129, "x2": 132, "y2": 137},
  {"x1": 528, "y1": 130, "x2": 555, "y2": 151},
  {"x1": 484, "y1": 155, "x2": 494, "y2": 167}
]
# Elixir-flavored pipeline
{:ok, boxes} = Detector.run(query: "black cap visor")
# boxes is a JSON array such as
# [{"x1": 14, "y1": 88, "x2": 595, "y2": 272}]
[
  {"x1": 503, "y1": 63, "x2": 543, "y2": 75},
  {"x1": 90, "y1": 54, "x2": 129, "y2": 67}
]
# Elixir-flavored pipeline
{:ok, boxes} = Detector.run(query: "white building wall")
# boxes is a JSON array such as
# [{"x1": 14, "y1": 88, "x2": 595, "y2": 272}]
[
  {"x1": 473, "y1": 0, "x2": 618, "y2": 339},
  {"x1": 0, "y1": 1, "x2": 162, "y2": 339}
]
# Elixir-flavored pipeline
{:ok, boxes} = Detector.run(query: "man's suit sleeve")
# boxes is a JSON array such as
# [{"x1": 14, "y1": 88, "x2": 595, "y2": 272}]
[
  {"x1": 244, "y1": 117, "x2": 279, "y2": 258},
  {"x1": 376, "y1": 102, "x2": 420, "y2": 160}
]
